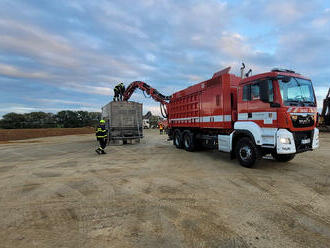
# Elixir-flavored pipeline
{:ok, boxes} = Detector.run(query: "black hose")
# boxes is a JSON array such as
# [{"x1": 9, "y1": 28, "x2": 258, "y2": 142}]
[{"x1": 142, "y1": 90, "x2": 151, "y2": 98}]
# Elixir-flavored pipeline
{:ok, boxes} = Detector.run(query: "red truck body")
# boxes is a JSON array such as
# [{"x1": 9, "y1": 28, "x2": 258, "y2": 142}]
[
  {"x1": 168, "y1": 67, "x2": 240, "y2": 131},
  {"x1": 168, "y1": 68, "x2": 317, "y2": 133}
]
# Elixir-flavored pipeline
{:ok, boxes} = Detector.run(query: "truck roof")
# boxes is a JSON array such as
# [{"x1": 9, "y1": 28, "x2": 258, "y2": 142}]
[
  {"x1": 171, "y1": 67, "x2": 240, "y2": 98},
  {"x1": 240, "y1": 71, "x2": 311, "y2": 85},
  {"x1": 171, "y1": 68, "x2": 312, "y2": 98}
]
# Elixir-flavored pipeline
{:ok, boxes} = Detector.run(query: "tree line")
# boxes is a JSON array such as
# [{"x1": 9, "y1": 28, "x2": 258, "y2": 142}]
[{"x1": 0, "y1": 111, "x2": 102, "y2": 129}]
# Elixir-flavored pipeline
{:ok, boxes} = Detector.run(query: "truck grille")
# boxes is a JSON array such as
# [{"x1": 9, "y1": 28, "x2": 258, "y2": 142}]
[
  {"x1": 291, "y1": 114, "x2": 315, "y2": 128},
  {"x1": 292, "y1": 130, "x2": 313, "y2": 152}
]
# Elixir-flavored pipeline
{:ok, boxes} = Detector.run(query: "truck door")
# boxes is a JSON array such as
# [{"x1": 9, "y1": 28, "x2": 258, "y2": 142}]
[
  {"x1": 238, "y1": 85, "x2": 248, "y2": 117},
  {"x1": 246, "y1": 79, "x2": 277, "y2": 128}
]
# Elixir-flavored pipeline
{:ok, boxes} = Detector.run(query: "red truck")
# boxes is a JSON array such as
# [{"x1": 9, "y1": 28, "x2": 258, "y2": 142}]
[{"x1": 123, "y1": 66, "x2": 319, "y2": 167}]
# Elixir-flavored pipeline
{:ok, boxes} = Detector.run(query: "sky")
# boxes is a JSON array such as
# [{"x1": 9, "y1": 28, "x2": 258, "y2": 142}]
[{"x1": 0, "y1": 0, "x2": 330, "y2": 117}]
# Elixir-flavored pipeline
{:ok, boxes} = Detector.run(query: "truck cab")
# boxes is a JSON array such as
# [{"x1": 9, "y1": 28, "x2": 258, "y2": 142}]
[{"x1": 233, "y1": 69, "x2": 319, "y2": 166}]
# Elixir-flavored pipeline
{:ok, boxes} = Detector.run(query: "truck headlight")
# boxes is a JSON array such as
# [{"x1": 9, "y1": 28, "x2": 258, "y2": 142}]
[
  {"x1": 280, "y1": 137, "x2": 291, "y2": 144},
  {"x1": 291, "y1": 115, "x2": 298, "y2": 120}
]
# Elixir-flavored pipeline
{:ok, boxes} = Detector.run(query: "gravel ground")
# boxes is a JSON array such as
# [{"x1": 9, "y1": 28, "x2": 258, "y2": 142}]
[
  {"x1": 0, "y1": 129, "x2": 329, "y2": 248},
  {"x1": 0, "y1": 127, "x2": 94, "y2": 142}
]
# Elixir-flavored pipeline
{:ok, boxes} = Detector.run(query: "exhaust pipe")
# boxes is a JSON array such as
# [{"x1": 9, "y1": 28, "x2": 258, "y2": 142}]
[
  {"x1": 245, "y1": 69, "x2": 252, "y2": 78},
  {"x1": 240, "y1": 63, "x2": 245, "y2": 78}
]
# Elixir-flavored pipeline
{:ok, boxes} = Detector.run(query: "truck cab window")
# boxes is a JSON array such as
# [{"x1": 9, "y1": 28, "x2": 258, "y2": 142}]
[
  {"x1": 268, "y1": 80, "x2": 274, "y2": 102},
  {"x1": 243, "y1": 85, "x2": 250, "y2": 101},
  {"x1": 251, "y1": 83, "x2": 260, "y2": 100},
  {"x1": 279, "y1": 77, "x2": 315, "y2": 106}
]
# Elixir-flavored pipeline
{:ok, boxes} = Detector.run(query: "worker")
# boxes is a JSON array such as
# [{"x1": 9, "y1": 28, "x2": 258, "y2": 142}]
[
  {"x1": 113, "y1": 84, "x2": 120, "y2": 101},
  {"x1": 119, "y1": 82, "x2": 125, "y2": 101},
  {"x1": 159, "y1": 123, "x2": 163, "y2": 135},
  {"x1": 95, "y1": 120, "x2": 108, "y2": 155},
  {"x1": 113, "y1": 82, "x2": 125, "y2": 101}
]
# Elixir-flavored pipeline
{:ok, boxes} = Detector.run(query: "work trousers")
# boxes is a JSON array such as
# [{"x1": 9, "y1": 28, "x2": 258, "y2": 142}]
[
  {"x1": 113, "y1": 89, "x2": 120, "y2": 101},
  {"x1": 97, "y1": 138, "x2": 107, "y2": 150}
]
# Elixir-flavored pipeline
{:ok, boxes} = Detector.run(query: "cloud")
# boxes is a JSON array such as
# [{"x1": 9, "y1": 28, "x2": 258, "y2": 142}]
[
  {"x1": 0, "y1": 104, "x2": 101, "y2": 118},
  {"x1": 240, "y1": 0, "x2": 319, "y2": 26},
  {"x1": 265, "y1": 1, "x2": 306, "y2": 24},
  {"x1": 0, "y1": 15, "x2": 149, "y2": 82},
  {"x1": 28, "y1": 98, "x2": 101, "y2": 108},
  {"x1": 0, "y1": 63, "x2": 50, "y2": 79},
  {"x1": 0, "y1": 0, "x2": 329, "y2": 117},
  {"x1": 218, "y1": 32, "x2": 249, "y2": 58},
  {"x1": 0, "y1": 19, "x2": 78, "y2": 68},
  {"x1": 185, "y1": 74, "x2": 203, "y2": 82},
  {"x1": 144, "y1": 105, "x2": 161, "y2": 116},
  {"x1": 314, "y1": 86, "x2": 330, "y2": 112},
  {"x1": 0, "y1": 105, "x2": 39, "y2": 114},
  {"x1": 146, "y1": 53, "x2": 156, "y2": 62},
  {"x1": 312, "y1": 8, "x2": 330, "y2": 27},
  {"x1": 59, "y1": 83, "x2": 114, "y2": 96}
]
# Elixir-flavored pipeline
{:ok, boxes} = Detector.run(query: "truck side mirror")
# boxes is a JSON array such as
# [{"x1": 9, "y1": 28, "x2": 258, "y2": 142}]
[
  {"x1": 259, "y1": 80, "x2": 269, "y2": 103},
  {"x1": 270, "y1": 102, "x2": 281, "y2": 108}
]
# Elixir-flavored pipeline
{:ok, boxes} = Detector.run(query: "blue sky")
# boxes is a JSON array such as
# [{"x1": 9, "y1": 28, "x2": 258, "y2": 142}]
[{"x1": 0, "y1": 0, "x2": 330, "y2": 117}]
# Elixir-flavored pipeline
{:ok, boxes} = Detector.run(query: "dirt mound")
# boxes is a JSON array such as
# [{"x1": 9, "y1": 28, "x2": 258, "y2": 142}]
[{"x1": 0, "y1": 127, "x2": 94, "y2": 141}]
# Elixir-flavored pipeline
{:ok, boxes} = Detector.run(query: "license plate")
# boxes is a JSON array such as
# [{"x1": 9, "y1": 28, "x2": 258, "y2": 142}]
[{"x1": 301, "y1": 138, "x2": 310, "y2": 144}]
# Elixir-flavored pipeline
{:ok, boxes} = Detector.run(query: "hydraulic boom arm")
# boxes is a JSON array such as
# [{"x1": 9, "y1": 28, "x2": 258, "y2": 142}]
[
  {"x1": 320, "y1": 88, "x2": 330, "y2": 126},
  {"x1": 123, "y1": 81, "x2": 171, "y2": 105}
]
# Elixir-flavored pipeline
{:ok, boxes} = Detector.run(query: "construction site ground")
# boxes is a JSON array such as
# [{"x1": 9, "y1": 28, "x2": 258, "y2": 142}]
[
  {"x1": 0, "y1": 127, "x2": 94, "y2": 142},
  {"x1": 0, "y1": 129, "x2": 329, "y2": 248}
]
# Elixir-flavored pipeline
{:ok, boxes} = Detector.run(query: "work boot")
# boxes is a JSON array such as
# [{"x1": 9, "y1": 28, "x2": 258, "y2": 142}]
[
  {"x1": 101, "y1": 150, "x2": 106, "y2": 154},
  {"x1": 95, "y1": 149, "x2": 101, "y2": 155}
]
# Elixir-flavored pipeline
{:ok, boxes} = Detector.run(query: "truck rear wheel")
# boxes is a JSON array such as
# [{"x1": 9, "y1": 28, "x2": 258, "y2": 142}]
[
  {"x1": 183, "y1": 131, "x2": 195, "y2": 152},
  {"x1": 173, "y1": 130, "x2": 183, "y2": 149},
  {"x1": 235, "y1": 137, "x2": 259, "y2": 168},
  {"x1": 271, "y1": 153, "x2": 295, "y2": 162}
]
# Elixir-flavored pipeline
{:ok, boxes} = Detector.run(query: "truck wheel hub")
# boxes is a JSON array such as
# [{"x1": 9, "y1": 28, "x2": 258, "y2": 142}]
[
  {"x1": 184, "y1": 138, "x2": 190, "y2": 147},
  {"x1": 240, "y1": 146, "x2": 252, "y2": 160},
  {"x1": 175, "y1": 136, "x2": 180, "y2": 146}
]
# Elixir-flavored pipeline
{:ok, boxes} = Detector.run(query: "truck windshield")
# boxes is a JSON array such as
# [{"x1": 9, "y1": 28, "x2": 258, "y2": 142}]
[{"x1": 279, "y1": 77, "x2": 315, "y2": 106}]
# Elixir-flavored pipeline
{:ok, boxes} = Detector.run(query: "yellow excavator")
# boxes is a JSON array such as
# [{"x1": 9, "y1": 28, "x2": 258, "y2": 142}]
[{"x1": 319, "y1": 88, "x2": 330, "y2": 131}]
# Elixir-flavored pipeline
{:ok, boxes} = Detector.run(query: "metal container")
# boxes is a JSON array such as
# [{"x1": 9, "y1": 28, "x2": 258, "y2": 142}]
[{"x1": 102, "y1": 101, "x2": 143, "y2": 143}]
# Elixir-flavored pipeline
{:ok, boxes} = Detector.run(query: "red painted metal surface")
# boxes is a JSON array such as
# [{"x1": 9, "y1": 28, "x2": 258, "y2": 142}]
[
  {"x1": 237, "y1": 71, "x2": 317, "y2": 131},
  {"x1": 122, "y1": 67, "x2": 318, "y2": 133},
  {"x1": 167, "y1": 67, "x2": 241, "y2": 130}
]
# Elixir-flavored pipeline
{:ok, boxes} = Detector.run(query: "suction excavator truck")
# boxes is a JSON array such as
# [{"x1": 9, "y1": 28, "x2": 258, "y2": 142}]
[{"x1": 122, "y1": 66, "x2": 319, "y2": 167}]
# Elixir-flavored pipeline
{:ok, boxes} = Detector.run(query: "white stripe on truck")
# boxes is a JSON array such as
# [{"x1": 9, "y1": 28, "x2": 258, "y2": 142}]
[
  {"x1": 238, "y1": 112, "x2": 277, "y2": 124},
  {"x1": 170, "y1": 115, "x2": 231, "y2": 123}
]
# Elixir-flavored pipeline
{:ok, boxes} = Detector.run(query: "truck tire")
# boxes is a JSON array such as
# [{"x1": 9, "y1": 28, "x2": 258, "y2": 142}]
[
  {"x1": 271, "y1": 153, "x2": 295, "y2": 162},
  {"x1": 183, "y1": 131, "x2": 196, "y2": 152},
  {"x1": 235, "y1": 137, "x2": 259, "y2": 168},
  {"x1": 173, "y1": 130, "x2": 183, "y2": 149}
]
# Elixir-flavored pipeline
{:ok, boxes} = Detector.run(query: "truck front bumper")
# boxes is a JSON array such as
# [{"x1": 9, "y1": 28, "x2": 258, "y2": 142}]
[
  {"x1": 276, "y1": 128, "x2": 319, "y2": 154},
  {"x1": 312, "y1": 128, "x2": 319, "y2": 150},
  {"x1": 276, "y1": 129, "x2": 296, "y2": 154}
]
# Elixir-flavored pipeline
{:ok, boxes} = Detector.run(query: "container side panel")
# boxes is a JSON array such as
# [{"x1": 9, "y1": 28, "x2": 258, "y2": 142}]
[
  {"x1": 101, "y1": 101, "x2": 143, "y2": 139},
  {"x1": 168, "y1": 73, "x2": 234, "y2": 130}
]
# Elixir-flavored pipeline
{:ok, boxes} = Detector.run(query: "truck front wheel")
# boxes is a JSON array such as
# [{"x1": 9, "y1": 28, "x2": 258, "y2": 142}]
[
  {"x1": 235, "y1": 137, "x2": 259, "y2": 168},
  {"x1": 271, "y1": 153, "x2": 295, "y2": 162}
]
